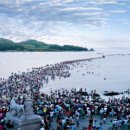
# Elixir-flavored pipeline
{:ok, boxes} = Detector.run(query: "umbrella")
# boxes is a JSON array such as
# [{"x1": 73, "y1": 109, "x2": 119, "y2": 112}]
[{"x1": 56, "y1": 105, "x2": 62, "y2": 111}]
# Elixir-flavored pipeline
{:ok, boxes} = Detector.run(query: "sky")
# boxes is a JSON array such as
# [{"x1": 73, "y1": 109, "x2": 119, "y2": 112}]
[{"x1": 0, "y1": 0, "x2": 130, "y2": 48}]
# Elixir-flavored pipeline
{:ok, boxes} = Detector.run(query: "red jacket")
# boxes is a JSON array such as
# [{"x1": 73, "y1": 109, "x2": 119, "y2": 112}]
[
  {"x1": 0, "y1": 125, "x2": 4, "y2": 130},
  {"x1": 88, "y1": 126, "x2": 92, "y2": 130}
]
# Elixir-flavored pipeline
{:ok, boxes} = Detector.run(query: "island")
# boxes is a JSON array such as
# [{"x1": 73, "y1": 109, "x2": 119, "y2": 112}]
[{"x1": 0, "y1": 38, "x2": 94, "y2": 52}]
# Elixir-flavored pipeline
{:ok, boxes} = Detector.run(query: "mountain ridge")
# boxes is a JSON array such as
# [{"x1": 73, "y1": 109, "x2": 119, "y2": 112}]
[{"x1": 0, "y1": 38, "x2": 94, "y2": 52}]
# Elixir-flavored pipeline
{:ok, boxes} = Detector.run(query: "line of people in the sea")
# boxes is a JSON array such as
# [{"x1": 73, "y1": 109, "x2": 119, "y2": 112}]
[
  {"x1": 0, "y1": 57, "x2": 99, "y2": 110},
  {"x1": 0, "y1": 57, "x2": 130, "y2": 130},
  {"x1": 0, "y1": 58, "x2": 95, "y2": 130},
  {"x1": 0, "y1": 60, "x2": 74, "y2": 108}
]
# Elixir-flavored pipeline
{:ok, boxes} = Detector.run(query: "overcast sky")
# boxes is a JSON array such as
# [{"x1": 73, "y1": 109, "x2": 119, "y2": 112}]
[{"x1": 0, "y1": 0, "x2": 130, "y2": 48}]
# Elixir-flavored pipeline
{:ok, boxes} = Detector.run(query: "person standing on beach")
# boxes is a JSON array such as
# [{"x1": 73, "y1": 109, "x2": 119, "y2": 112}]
[
  {"x1": 89, "y1": 116, "x2": 93, "y2": 126},
  {"x1": 6, "y1": 120, "x2": 14, "y2": 130},
  {"x1": 93, "y1": 120, "x2": 98, "y2": 130},
  {"x1": 98, "y1": 123, "x2": 103, "y2": 130},
  {"x1": 87, "y1": 124, "x2": 92, "y2": 130}
]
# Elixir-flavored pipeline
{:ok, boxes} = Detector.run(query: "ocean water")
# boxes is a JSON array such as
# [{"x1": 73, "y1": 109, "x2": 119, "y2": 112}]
[
  {"x1": 0, "y1": 48, "x2": 130, "y2": 99},
  {"x1": 0, "y1": 51, "x2": 98, "y2": 78}
]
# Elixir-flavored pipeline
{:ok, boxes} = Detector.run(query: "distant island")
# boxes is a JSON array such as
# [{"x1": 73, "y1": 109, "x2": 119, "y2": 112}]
[{"x1": 0, "y1": 38, "x2": 94, "y2": 52}]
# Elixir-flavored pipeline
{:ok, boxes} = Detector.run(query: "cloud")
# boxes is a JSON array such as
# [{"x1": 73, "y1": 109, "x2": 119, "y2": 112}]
[
  {"x1": 110, "y1": 10, "x2": 128, "y2": 13},
  {"x1": 96, "y1": 0, "x2": 118, "y2": 4},
  {"x1": 63, "y1": 0, "x2": 75, "y2": 3},
  {"x1": 61, "y1": 7, "x2": 104, "y2": 11},
  {"x1": 73, "y1": 11, "x2": 109, "y2": 17},
  {"x1": 0, "y1": 0, "x2": 130, "y2": 48},
  {"x1": 114, "y1": 19, "x2": 129, "y2": 24},
  {"x1": 84, "y1": 0, "x2": 118, "y2": 5}
]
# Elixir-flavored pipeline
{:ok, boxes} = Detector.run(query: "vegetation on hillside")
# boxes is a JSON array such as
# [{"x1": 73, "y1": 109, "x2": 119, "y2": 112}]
[{"x1": 0, "y1": 38, "x2": 94, "y2": 51}]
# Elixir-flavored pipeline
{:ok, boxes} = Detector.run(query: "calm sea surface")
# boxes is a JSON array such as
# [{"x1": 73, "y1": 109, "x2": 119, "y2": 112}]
[{"x1": 0, "y1": 48, "x2": 130, "y2": 99}]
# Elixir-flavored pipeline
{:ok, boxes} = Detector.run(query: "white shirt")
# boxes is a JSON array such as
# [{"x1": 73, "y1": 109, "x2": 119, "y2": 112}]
[{"x1": 40, "y1": 128, "x2": 45, "y2": 130}]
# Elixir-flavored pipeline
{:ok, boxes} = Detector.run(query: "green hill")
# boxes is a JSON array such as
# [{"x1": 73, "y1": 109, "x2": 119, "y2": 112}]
[
  {"x1": 0, "y1": 38, "x2": 93, "y2": 51},
  {"x1": 0, "y1": 38, "x2": 24, "y2": 51}
]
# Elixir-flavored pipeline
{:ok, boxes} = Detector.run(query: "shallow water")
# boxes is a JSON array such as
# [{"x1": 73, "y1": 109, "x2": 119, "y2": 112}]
[
  {"x1": 0, "y1": 48, "x2": 130, "y2": 99},
  {"x1": 40, "y1": 54, "x2": 130, "y2": 99},
  {"x1": 0, "y1": 51, "x2": 98, "y2": 78}
]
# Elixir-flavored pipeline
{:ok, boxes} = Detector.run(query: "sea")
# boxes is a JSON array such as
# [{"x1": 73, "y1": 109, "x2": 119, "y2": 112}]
[{"x1": 0, "y1": 48, "x2": 130, "y2": 99}]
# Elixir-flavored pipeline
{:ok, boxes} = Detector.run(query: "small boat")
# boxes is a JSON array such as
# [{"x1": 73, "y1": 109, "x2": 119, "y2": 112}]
[{"x1": 103, "y1": 91, "x2": 121, "y2": 96}]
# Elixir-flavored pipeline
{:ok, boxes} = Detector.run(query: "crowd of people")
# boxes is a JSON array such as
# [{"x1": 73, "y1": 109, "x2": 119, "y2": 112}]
[
  {"x1": 0, "y1": 58, "x2": 130, "y2": 130},
  {"x1": 34, "y1": 88, "x2": 130, "y2": 130},
  {"x1": 0, "y1": 57, "x2": 96, "y2": 111},
  {"x1": 0, "y1": 61, "x2": 72, "y2": 108}
]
